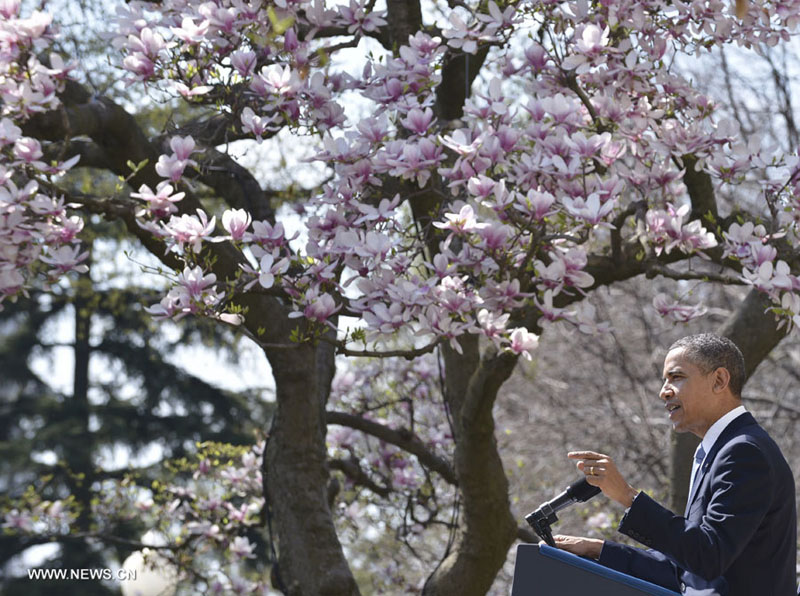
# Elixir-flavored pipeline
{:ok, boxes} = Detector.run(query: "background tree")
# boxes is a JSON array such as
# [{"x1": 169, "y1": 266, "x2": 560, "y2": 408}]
[{"x1": 0, "y1": 237, "x2": 272, "y2": 594}]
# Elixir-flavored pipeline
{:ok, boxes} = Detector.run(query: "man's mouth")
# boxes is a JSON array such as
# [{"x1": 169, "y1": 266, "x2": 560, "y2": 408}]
[{"x1": 666, "y1": 404, "x2": 681, "y2": 415}]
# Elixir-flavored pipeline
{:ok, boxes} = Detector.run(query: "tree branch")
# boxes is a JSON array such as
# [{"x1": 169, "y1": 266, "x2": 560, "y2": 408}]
[
  {"x1": 435, "y1": 47, "x2": 491, "y2": 120},
  {"x1": 643, "y1": 262, "x2": 745, "y2": 285},
  {"x1": 199, "y1": 147, "x2": 277, "y2": 223},
  {"x1": 681, "y1": 155, "x2": 718, "y2": 222},
  {"x1": 326, "y1": 410, "x2": 457, "y2": 484},
  {"x1": 328, "y1": 457, "x2": 392, "y2": 497},
  {"x1": 65, "y1": 191, "x2": 183, "y2": 271},
  {"x1": 319, "y1": 336, "x2": 441, "y2": 359}
]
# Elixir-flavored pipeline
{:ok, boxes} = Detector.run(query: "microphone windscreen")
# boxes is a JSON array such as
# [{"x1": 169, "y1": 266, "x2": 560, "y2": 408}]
[{"x1": 566, "y1": 477, "x2": 602, "y2": 502}]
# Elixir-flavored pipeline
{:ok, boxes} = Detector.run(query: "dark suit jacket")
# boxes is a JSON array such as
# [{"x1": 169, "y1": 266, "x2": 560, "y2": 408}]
[{"x1": 598, "y1": 413, "x2": 797, "y2": 595}]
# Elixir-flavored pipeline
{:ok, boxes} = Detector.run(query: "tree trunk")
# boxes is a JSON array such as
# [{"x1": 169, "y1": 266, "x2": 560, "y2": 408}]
[
  {"x1": 263, "y1": 340, "x2": 359, "y2": 596},
  {"x1": 668, "y1": 289, "x2": 787, "y2": 511},
  {"x1": 423, "y1": 339, "x2": 519, "y2": 596}
]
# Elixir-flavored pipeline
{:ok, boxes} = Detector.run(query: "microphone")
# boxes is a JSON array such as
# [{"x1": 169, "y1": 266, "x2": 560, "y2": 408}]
[{"x1": 525, "y1": 478, "x2": 601, "y2": 546}]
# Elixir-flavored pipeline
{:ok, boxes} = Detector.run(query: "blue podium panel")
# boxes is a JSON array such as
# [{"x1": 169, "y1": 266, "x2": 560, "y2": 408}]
[{"x1": 511, "y1": 544, "x2": 680, "y2": 596}]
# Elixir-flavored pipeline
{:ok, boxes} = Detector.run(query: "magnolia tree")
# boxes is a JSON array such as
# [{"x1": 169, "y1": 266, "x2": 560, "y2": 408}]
[{"x1": 3, "y1": 0, "x2": 800, "y2": 593}]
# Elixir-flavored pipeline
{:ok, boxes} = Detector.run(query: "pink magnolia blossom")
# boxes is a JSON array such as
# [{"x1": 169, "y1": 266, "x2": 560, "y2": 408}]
[
  {"x1": 467, "y1": 175, "x2": 496, "y2": 199},
  {"x1": 0, "y1": 0, "x2": 21, "y2": 20},
  {"x1": 50, "y1": 215, "x2": 84, "y2": 243},
  {"x1": 39, "y1": 245, "x2": 88, "y2": 274},
  {"x1": 169, "y1": 136, "x2": 196, "y2": 161},
  {"x1": 442, "y1": 11, "x2": 479, "y2": 54},
  {"x1": 363, "y1": 302, "x2": 410, "y2": 334},
  {"x1": 440, "y1": 129, "x2": 482, "y2": 157},
  {"x1": 400, "y1": 107, "x2": 434, "y2": 135},
  {"x1": 564, "y1": 302, "x2": 610, "y2": 334},
  {"x1": 524, "y1": 43, "x2": 549, "y2": 71},
  {"x1": 170, "y1": 17, "x2": 209, "y2": 45},
  {"x1": 198, "y1": 2, "x2": 237, "y2": 34},
  {"x1": 162, "y1": 209, "x2": 216, "y2": 253},
  {"x1": 146, "y1": 267, "x2": 222, "y2": 319},
  {"x1": 646, "y1": 204, "x2": 717, "y2": 256},
  {"x1": 742, "y1": 261, "x2": 795, "y2": 297},
  {"x1": 383, "y1": 139, "x2": 443, "y2": 187},
  {"x1": 293, "y1": 291, "x2": 340, "y2": 323},
  {"x1": 416, "y1": 304, "x2": 470, "y2": 353},
  {"x1": 175, "y1": 83, "x2": 213, "y2": 98},
  {"x1": 478, "y1": 223, "x2": 511, "y2": 251},
  {"x1": 230, "y1": 50, "x2": 257, "y2": 76},
  {"x1": 28, "y1": 193, "x2": 67, "y2": 216},
  {"x1": 353, "y1": 231, "x2": 393, "y2": 260},
  {"x1": 255, "y1": 252, "x2": 289, "y2": 289},
  {"x1": 221, "y1": 208, "x2": 252, "y2": 241},
  {"x1": 477, "y1": 308, "x2": 509, "y2": 345},
  {"x1": 337, "y1": 0, "x2": 387, "y2": 35},
  {"x1": 155, "y1": 153, "x2": 189, "y2": 182},
  {"x1": 533, "y1": 290, "x2": 567, "y2": 322},
  {"x1": 506, "y1": 327, "x2": 539, "y2": 360},
  {"x1": 229, "y1": 536, "x2": 256, "y2": 559},
  {"x1": 122, "y1": 53, "x2": 156, "y2": 79},
  {"x1": 177, "y1": 266, "x2": 220, "y2": 301},
  {"x1": 240, "y1": 107, "x2": 281, "y2": 139},
  {"x1": 0, "y1": 268, "x2": 25, "y2": 296},
  {"x1": 515, "y1": 189, "x2": 556, "y2": 221},
  {"x1": 126, "y1": 27, "x2": 165, "y2": 58},
  {"x1": 0, "y1": 118, "x2": 21, "y2": 146},
  {"x1": 131, "y1": 182, "x2": 185, "y2": 218},
  {"x1": 2, "y1": 509, "x2": 33, "y2": 532},
  {"x1": 652, "y1": 293, "x2": 708, "y2": 323},
  {"x1": 433, "y1": 204, "x2": 488, "y2": 235},
  {"x1": 0, "y1": 179, "x2": 38, "y2": 206},
  {"x1": 575, "y1": 24, "x2": 609, "y2": 55},
  {"x1": 13, "y1": 137, "x2": 44, "y2": 164},
  {"x1": 248, "y1": 220, "x2": 290, "y2": 248},
  {"x1": 535, "y1": 249, "x2": 594, "y2": 294},
  {"x1": 562, "y1": 193, "x2": 617, "y2": 228},
  {"x1": 354, "y1": 196, "x2": 400, "y2": 225},
  {"x1": 253, "y1": 64, "x2": 299, "y2": 97}
]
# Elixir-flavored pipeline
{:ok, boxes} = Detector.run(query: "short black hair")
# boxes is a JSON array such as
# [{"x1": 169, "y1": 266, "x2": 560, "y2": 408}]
[{"x1": 669, "y1": 333, "x2": 746, "y2": 397}]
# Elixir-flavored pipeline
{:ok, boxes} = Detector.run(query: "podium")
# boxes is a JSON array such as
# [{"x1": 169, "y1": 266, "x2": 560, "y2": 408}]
[{"x1": 511, "y1": 544, "x2": 680, "y2": 595}]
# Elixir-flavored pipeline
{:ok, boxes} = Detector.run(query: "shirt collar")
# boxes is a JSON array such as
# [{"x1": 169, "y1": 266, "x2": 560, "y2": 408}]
[{"x1": 699, "y1": 404, "x2": 747, "y2": 456}]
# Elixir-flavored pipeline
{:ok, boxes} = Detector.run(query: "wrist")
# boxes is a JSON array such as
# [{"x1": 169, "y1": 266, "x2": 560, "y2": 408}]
[
  {"x1": 622, "y1": 487, "x2": 639, "y2": 509},
  {"x1": 587, "y1": 538, "x2": 604, "y2": 560}
]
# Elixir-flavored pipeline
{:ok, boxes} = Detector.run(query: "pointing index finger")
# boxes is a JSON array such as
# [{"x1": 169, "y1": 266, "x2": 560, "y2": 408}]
[{"x1": 567, "y1": 451, "x2": 606, "y2": 460}]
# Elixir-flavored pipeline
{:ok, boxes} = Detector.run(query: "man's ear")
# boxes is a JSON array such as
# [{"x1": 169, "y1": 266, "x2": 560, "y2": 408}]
[{"x1": 711, "y1": 367, "x2": 731, "y2": 394}]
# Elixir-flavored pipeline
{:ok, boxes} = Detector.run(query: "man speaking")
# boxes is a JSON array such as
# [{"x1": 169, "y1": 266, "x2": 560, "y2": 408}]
[{"x1": 554, "y1": 333, "x2": 797, "y2": 595}]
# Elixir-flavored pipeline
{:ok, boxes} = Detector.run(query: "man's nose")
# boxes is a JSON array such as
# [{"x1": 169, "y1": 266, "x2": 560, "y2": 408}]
[{"x1": 659, "y1": 383, "x2": 671, "y2": 400}]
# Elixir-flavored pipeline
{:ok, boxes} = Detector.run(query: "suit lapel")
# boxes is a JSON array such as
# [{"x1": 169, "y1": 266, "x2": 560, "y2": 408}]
[{"x1": 684, "y1": 412, "x2": 757, "y2": 516}]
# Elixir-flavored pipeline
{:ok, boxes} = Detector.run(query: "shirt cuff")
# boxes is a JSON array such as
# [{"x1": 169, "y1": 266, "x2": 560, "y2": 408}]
[{"x1": 623, "y1": 490, "x2": 643, "y2": 516}]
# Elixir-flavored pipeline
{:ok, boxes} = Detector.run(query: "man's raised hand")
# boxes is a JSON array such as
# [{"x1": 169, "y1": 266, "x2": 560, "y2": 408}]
[{"x1": 567, "y1": 451, "x2": 639, "y2": 508}]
